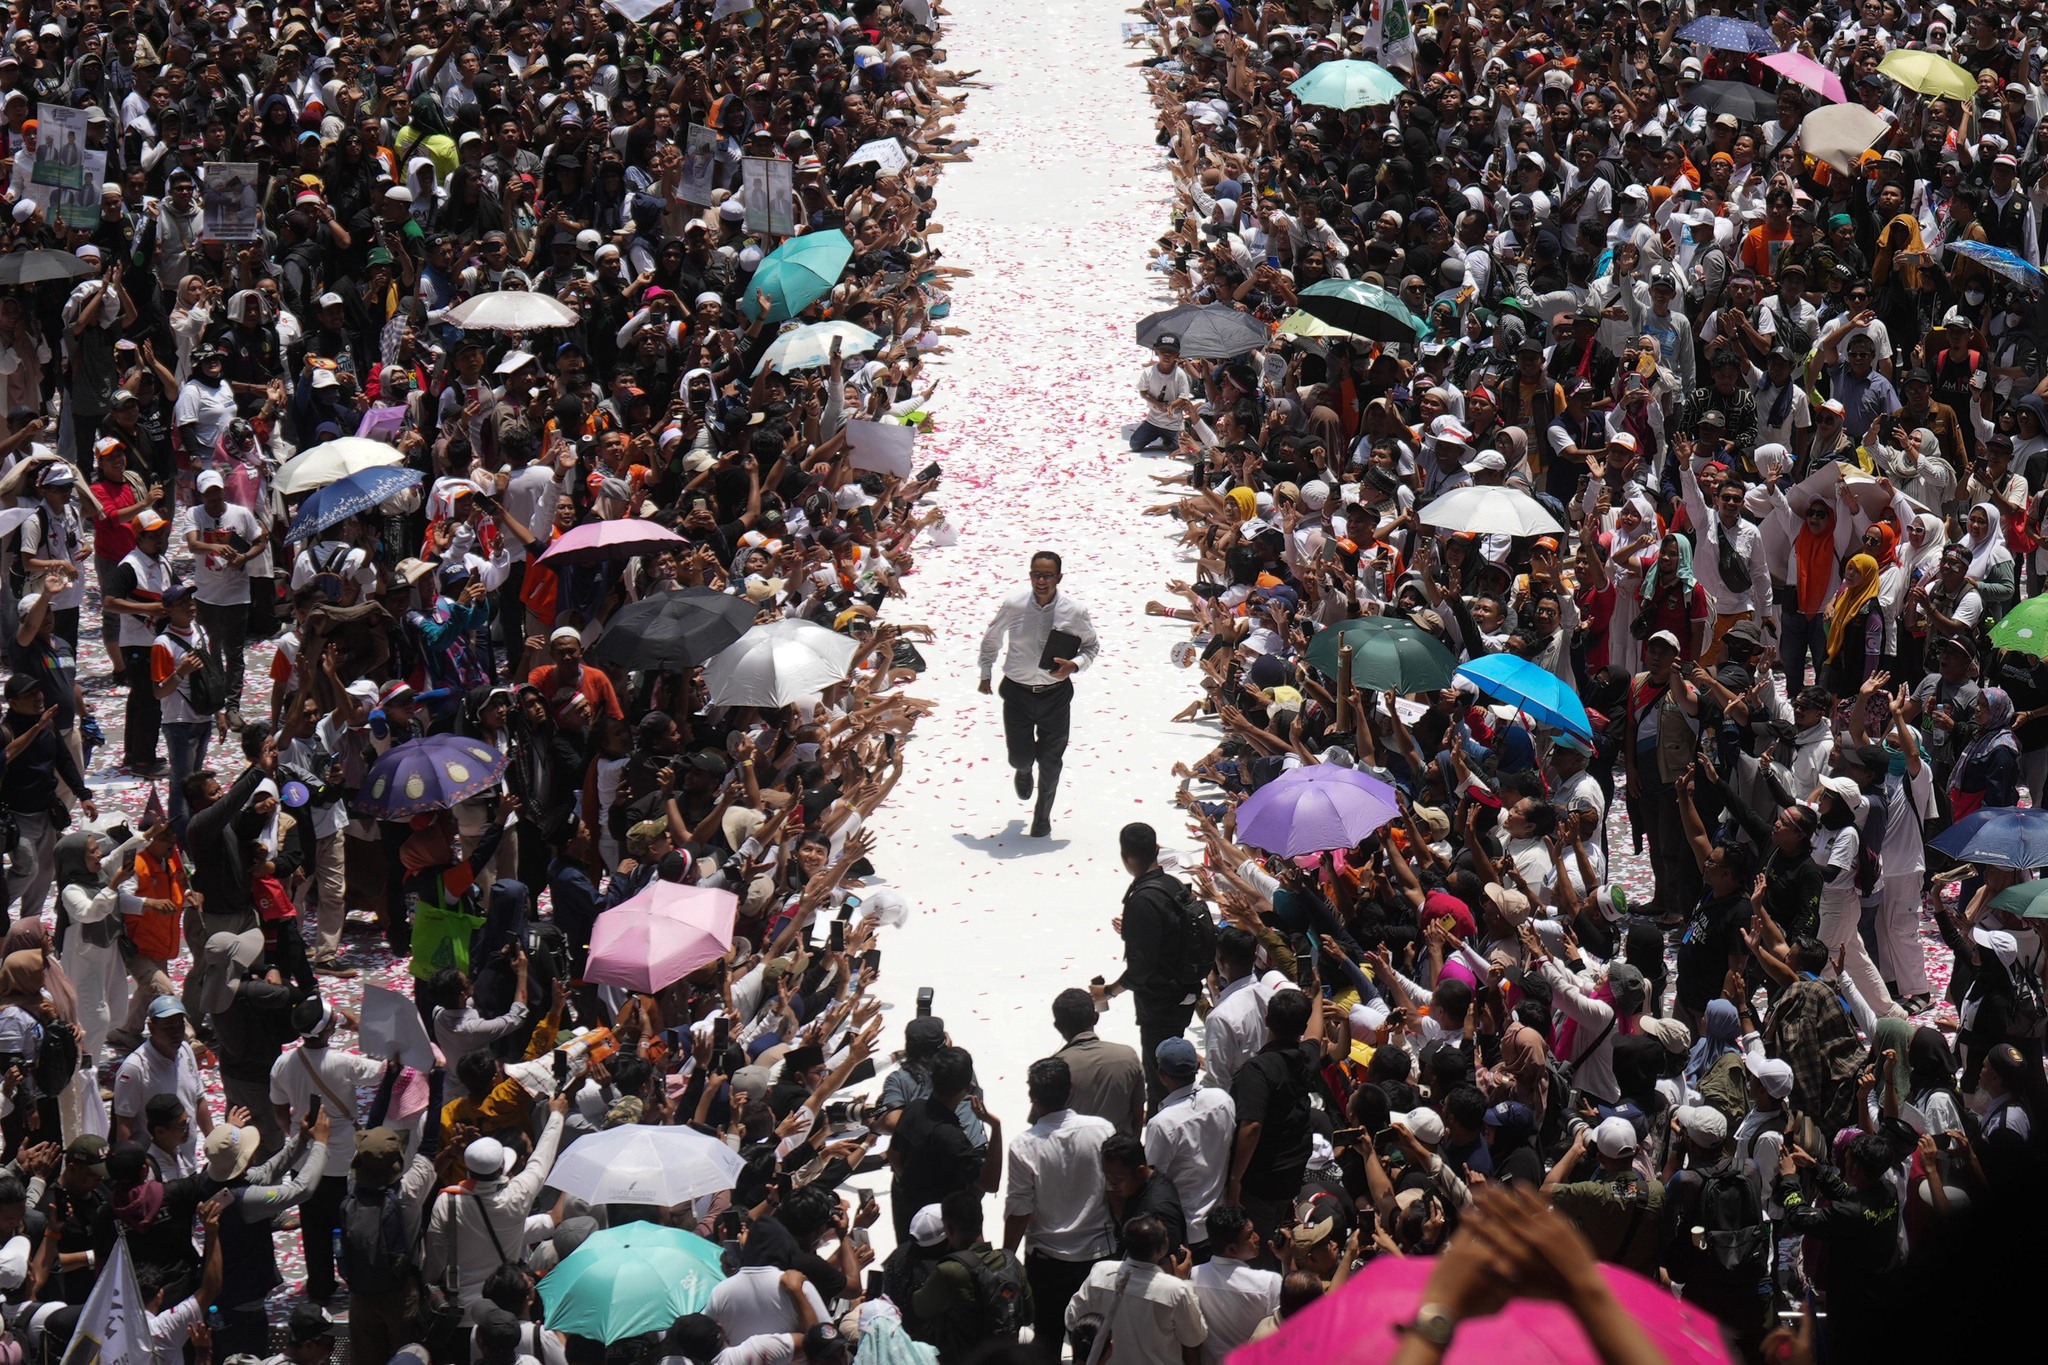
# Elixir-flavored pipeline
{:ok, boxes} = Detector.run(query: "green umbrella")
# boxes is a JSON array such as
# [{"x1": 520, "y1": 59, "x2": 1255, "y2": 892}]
[
  {"x1": 1991, "y1": 594, "x2": 2048, "y2": 657},
  {"x1": 1288, "y1": 59, "x2": 1406, "y2": 110},
  {"x1": 1989, "y1": 880, "x2": 2048, "y2": 919},
  {"x1": 1295, "y1": 279, "x2": 1429, "y2": 344},
  {"x1": 538, "y1": 1221, "x2": 728, "y2": 1343},
  {"x1": 739, "y1": 230, "x2": 854, "y2": 325},
  {"x1": 1305, "y1": 618, "x2": 1457, "y2": 693}
]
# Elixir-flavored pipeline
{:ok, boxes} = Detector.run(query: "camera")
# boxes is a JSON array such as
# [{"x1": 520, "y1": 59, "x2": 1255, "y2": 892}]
[{"x1": 824, "y1": 1098, "x2": 873, "y2": 1125}]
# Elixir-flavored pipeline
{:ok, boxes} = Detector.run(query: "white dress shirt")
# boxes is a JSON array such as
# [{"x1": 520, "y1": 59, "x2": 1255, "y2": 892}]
[
  {"x1": 978, "y1": 586, "x2": 1100, "y2": 688},
  {"x1": 706, "y1": 1265, "x2": 830, "y2": 1344},
  {"x1": 1200, "y1": 975, "x2": 1268, "y2": 1090},
  {"x1": 1189, "y1": 1256, "x2": 1281, "y2": 1364},
  {"x1": 1064, "y1": 1260, "x2": 1207, "y2": 1365},
  {"x1": 1144, "y1": 1083, "x2": 1237, "y2": 1242},
  {"x1": 1005, "y1": 1108, "x2": 1115, "y2": 1262}
]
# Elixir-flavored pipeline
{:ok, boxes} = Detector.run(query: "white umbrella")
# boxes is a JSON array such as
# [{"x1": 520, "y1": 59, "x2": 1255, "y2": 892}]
[
  {"x1": 546, "y1": 1124, "x2": 748, "y2": 1207},
  {"x1": 443, "y1": 291, "x2": 581, "y2": 331},
  {"x1": 751, "y1": 321, "x2": 883, "y2": 377},
  {"x1": 705, "y1": 618, "x2": 860, "y2": 707},
  {"x1": 1418, "y1": 485, "x2": 1565, "y2": 537},
  {"x1": 274, "y1": 437, "x2": 405, "y2": 495},
  {"x1": 1798, "y1": 103, "x2": 1892, "y2": 174}
]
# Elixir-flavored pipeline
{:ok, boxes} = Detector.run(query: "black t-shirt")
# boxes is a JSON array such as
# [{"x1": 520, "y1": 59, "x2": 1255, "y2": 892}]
[
  {"x1": 892, "y1": 1095, "x2": 983, "y2": 1213},
  {"x1": 1675, "y1": 892, "x2": 1752, "y2": 1014},
  {"x1": 1230, "y1": 1039, "x2": 1320, "y2": 1199},
  {"x1": 1995, "y1": 654, "x2": 2048, "y2": 750},
  {"x1": 1765, "y1": 848, "x2": 1824, "y2": 944}
]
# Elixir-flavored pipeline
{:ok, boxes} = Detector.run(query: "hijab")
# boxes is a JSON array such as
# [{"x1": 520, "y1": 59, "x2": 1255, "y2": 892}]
[
  {"x1": 1954, "y1": 684, "x2": 2020, "y2": 793},
  {"x1": 1869, "y1": 523, "x2": 1899, "y2": 570},
  {"x1": 2, "y1": 920, "x2": 76, "y2": 1028},
  {"x1": 1498, "y1": 1020, "x2": 1551, "y2": 1115},
  {"x1": 53, "y1": 831, "x2": 101, "y2": 892},
  {"x1": 1685, "y1": 998, "x2": 1742, "y2": 1088},
  {"x1": 1639, "y1": 534, "x2": 1694, "y2": 601},
  {"x1": 1907, "y1": 1027, "x2": 1958, "y2": 1103},
  {"x1": 1825, "y1": 553, "x2": 1882, "y2": 661},
  {"x1": 1794, "y1": 498, "x2": 1837, "y2": 616},
  {"x1": 1227, "y1": 486, "x2": 1257, "y2": 521},
  {"x1": 1908, "y1": 511, "x2": 1946, "y2": 579},
  {"x1": 1872, "y1": 1015, "x2": 1916, "y2": 1112},
  {"x1": 0, "y1": 950, "x2": 46, "y2": 1010},
  {"x1": 1966, "y1": 501, "x2": 2014, "y2": 579}
]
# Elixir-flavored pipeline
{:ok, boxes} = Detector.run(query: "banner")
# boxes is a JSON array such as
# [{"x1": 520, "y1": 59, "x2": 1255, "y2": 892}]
[
  {"x1": 200, "y1": 162, "x2": 261, "y2": 241},
  {"x1": 678, "y1": 123, "x2": 719, "y2": 207},
  {"x1": 1366, "y1": 0, "x2": 1416, "y2": 71},
  {"x1": 31, "y1": 104, "x2": 86, "y2": 189},
  {"x1": 742, "y1": 155, "x2": 794, "y2": 236},
  {"x1": 847, "y1": 138, "x2": 910, "y2": 176},
  {"x1": 845, "y1": 419, "x2": 916, "y2": 478}
]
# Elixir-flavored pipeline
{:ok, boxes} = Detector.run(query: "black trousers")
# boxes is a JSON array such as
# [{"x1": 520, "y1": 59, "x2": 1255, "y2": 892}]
[
  {"x1": 1000, "y1": 677, "x2": 1073, "y2": 806},
  {"x1": 1025, "y1": 1250, "x2": 1095, "y2": 1362},
  {"x1": 122, "y1": 645, "x2": 160, "y2": 768},
  {"x1": 1137, "y1": 1000, "x2": 1196, "y2": 1110},
  {"x1": 300, "y1": 1171, "x2": 350, "y2": 1299},
  {"x1": 198, "y1": 599, "x2": 249, "y2": 707}
]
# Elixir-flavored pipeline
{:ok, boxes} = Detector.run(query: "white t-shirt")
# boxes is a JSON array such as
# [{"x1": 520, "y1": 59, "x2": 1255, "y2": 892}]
[
  {"x1": 174, "y1": 378, "x2": 239, "y2": 451},
  {"x1": 1139, "y1": 364, "x2": 1194, "y2": 431},
  {"x1": 113, "y1": 1042, "x2": 204, "y2": 1170},
  {"x1": 189, "y1": 502, "x2": 262, "y2": 605},
  {"x1": 269, "y1": 1043, "x2": 386, "y2": 1163},
  {"x1": 705, "y1": 1266, "x2": 830, "y2": 1345}
]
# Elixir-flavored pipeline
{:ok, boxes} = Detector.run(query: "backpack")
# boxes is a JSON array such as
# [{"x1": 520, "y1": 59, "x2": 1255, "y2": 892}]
[
  {"x1": 1165, "y1": 876, "x2": 1218, "y2": 993},
  {"x1": 309, "y1": 544, "x2": 354, "y2": 604},
  {"x1": 946, "y1": 1247, "x2": 1027, "y2": 1341},
  {"x1": 339, "y1": 1183, "x2": 412, "y2": 1294},
  {"x1": 1690, "y1": 1155, "x2": 1770, "y2": 1280},
  {"x1": 33, "y1": 1018, "x2": 78, "y2": 1099},
  {"x1": 1855, "y1": 791, "x2": 1888, "y2": 899},
  {"x1": 163, "y1": 630, "x2": 228, "y2": 715},
  {"x1": 2007, "y1": 959, "x2": 2048, "y2": 1041}
]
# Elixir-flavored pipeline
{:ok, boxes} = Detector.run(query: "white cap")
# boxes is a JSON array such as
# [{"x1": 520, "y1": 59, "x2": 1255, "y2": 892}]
[
  {"x1": 1817, "y1": 774, "x2": 1867, "y2": 818},
  {"x1": 1391, "y1": 1109, "x2": 1445, "y2": 1146},
  {"x1": 196, "y1": 470, "x2": 225, "y2": 493},
  {"x1": 1593, "y1": 1117, "x2": 1639, "y2": 1158},
  {"x1": 1463, "y1": 449, "x2": 1507, "y2": 473},
  {"x1": 576, "y1": 229, "x2": 603, "y2": 251},
  {"x1": 384, "y1": 185, "x2": 414, "y2": 203},
  {"x1": 1676, "y1": 1104, "x2": 1729, "y2": 1146},
  {"x1": 464, "y1": 1136, "x2": 508, "y2": 1176},
  {"x1": 1646, "y1": 629, "x2": 1681, "y2": 651},
  {"x1": 316, "y1": 292, "x2": 344, "y2": 308},
  {"x1": 1743, "y1": 1053, "x2": 1795, "y2": 1100},
  {"x1": 1300, "y1": 479, "x2": 1330, "y2": 509},
  {"x1": 909, "y1": 1204, "x2": 946, "y2": 1247},
  {"x1": 310, "y1": 368, "x2": 339, "y2": 389}
]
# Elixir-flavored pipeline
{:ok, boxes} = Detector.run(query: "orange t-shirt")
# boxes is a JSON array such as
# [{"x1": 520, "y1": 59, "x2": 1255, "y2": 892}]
[{"x1": 527, "y1": 661, "x2": 623, "y2": 719}]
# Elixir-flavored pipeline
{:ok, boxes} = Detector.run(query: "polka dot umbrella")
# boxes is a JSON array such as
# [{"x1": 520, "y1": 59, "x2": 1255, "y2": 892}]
[{"x1": 354, "y1": 734, "x2": 508, "y2": 821}]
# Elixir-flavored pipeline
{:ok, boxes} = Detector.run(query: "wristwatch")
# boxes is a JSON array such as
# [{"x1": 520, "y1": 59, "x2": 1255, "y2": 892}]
[{"x1": 1400, "y1": 1303, "x2": 1458, "y2": 1349}]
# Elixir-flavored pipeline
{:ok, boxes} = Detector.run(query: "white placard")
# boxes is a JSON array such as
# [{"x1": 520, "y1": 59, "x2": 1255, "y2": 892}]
[
  {"x1": 678, "y1": 123, "x2": 719, "y2": 207},
  {"x1": 847, "y1": 138, "x2": 910, "y2": 175},
  {"x1": 603, "y1": 0, "x2": 671, "y2": 21},
  {"x1": 742, "y1": 155, "x2": 794, "y2": 236},
  {"x1": 845, "y1": 419, "x2": 916, "y2": 478},
  {"x1": 357, "y1": 982, "x2": 438, "y2": 1073}
]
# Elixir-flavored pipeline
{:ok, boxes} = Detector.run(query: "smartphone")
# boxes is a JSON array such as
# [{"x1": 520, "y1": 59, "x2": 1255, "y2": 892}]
[
  {"x1": 916, "y1": 986, "x2": 934, "y2": 1018},
  {"x1": 866, "y1": 1270, "x2": 886, "y2": 1299},
  {"x1": 723, "y1": 1239, "x2": 744, "y2": 1273},
  {"x1": 856, "y1": 504, "x2": 877, "y2": 535},
  {"x1": 915, "y1": 461, "x2": 941, "y2": 482},
  {"x1": 829, "y1": 918, "x2": 847, "y2": 952},
  {"x1": 838, "y1": 897, "x2": 858, "y2": 920},
  {"x1": 711, "y1": 1015, "x2": 730, "y2": 1055},
  {"x1": 863, "y1": 947, "x2": 881, "y2": 975},
  {"x1": 305, "y1": 1095, "x2": 322, "y2": 1123}
]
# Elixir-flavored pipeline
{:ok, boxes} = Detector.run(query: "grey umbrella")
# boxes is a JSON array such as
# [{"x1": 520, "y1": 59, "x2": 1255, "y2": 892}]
[{"x1": 1135, "y1": 304, "x2": 1273, "y2": 359}]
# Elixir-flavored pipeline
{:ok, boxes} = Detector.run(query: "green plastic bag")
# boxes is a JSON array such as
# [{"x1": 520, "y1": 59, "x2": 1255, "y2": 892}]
[{"x1": 410, "y1": 899, "x2": 484, "y2": 981}]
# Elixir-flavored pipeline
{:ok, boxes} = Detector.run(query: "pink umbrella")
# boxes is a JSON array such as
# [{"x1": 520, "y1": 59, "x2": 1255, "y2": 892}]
[
  {"x1": 585, "y1": 883, "x2": 739, "y2": 994},
  {"x1": 1232, "y1": 1256, "x2": 1735, "y2": 1365},
  {"x1": 1760, "y1": 52, "x2": 1846, "y2": 103},
  {"x1": 536, "y1": 518, "x2": 688, "y2": 568}
]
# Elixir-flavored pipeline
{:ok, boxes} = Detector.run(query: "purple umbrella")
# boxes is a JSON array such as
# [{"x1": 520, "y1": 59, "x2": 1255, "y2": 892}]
[
  {"x1": 536, "y1": 518, "x2": 688, "y2": 568},
  {"x1": 1235, "y1": 764, "x2": 1399, "y2": 857}
]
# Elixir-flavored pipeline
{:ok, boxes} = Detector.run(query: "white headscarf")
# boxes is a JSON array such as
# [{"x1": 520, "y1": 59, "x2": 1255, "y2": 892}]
[
  {"x1": 1908, "y1": 511, "x2": 1947, "y2": 580},
  {"x1": 1967, "y1": 501, "x2": 2014, "y2": 579}
]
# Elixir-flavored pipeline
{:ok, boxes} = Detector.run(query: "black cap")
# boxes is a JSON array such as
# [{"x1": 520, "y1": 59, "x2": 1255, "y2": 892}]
[
  {"x1": 1154, "y1": 332, "x2": 1181, "y2": 351},
  {"x1": 287, "y1": 1304, "x2": 337, "y2": 1346},
  {"x1": 803, "y1": 1325, "x2": 850, "y2": 1363},
  {"x1": 1903, "y1": 367, "x2": 1933, "y2": 385},
  {"x1": 1699, "y1": 409, "x2": 1727, "y2": 427}
]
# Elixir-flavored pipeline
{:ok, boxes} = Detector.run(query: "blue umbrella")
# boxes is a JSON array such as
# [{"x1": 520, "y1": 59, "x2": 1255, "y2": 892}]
[
  {"x1": 1454, "y1": 654, "x2": 1593, "y2": 741},
  {"x1": 1948, "y1": 241, "x2": 2048, "y2": 294},
  {"x1": 1675, "y1": 16, "x2": 1779, "y2": 53},
  {"x1": 285, "y1": 465, "x2": 422, "y2": 546},
  {"x1": 355, "y1": 734, "x2": 507, "y2": 820},
  {"x1": 1927, "y1": 807, "x2": 2048, "y2": 869}
]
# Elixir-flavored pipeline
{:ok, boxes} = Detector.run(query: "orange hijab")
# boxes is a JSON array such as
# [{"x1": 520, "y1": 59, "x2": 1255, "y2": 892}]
[{"x1": 1794, "y1": 502, "x2": 1836, "y2": 616}]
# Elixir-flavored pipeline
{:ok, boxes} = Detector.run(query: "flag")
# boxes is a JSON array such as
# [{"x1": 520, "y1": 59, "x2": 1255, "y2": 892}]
[
  {"x1": 1368, "y1": 0, "x2": 1417, "y2": 71},
  {"x1": 58, "y1": 1235, "x2": 148, "y2": 1365}
]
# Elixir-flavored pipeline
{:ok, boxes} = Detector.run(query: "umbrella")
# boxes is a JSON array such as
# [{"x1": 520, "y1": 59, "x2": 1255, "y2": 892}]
[
  {"x1": 355, "y1": 735, "x2": 508, "y2": 820},
  {"x1": 704, "y1": 618, "x2": 860, "y2": 707},
  {"x1": 536, "y1": 518, "x2": 688, "y2": 568},
  {"x1": 442, "y1": 291, "x2": 581, "y2": 331},
  {"x1": 548, "y1": 1127, "x2": 750, "y2": 1208},
  {"x1": 274, "y1": 437, "x2": 406, "y2": 495},
  {"x1": 1304, "y1": 618, "x2": 1457, "y2": 693},
  {"x1": 1674, "y1": 15, "x2": 1778, "y2": 52},
  {"x1": 1878, "y1": 48, "x2": 1976, "y2": 100},
  {"x1": 0, "y1": 249, "x2": 95, "y2": 286},
  {"x1": 1795, "y1": 102, "x2": 1894, "y2": 173},
  {"x1": 1988, "y1": 879, "x2": 2048, "y2": 919},
  {"x1": 739, "y1": 230, "x2": 854, "y2": 324},
  {"x1": 1288, "y1": 59, "x2": 1406, "y2": 109},
  {"x1": 1992, "y1": 594, "x2": 2048, "y2": 655},
  {"x1": 283, "y1": 466, "x2": 421, "y2": 546},
  {"x1": 1295, "y1": 279, "x2": 1428, "y2": 344},
  {"x1": 585, "y1": 883, "x2": 739, "y2": 994},
  {"x1": 539, "y1": 1221, "x2": 728, "y2": 1343},
  {"x1": 1948, "y1": 241, "x2": 2048, "y2": 295},
  {"x1": 1277, "y1": 311, "x2": 1358, "y2": 340},
  {"x1": 590, "y1": 588, "x2": 762, "y2": 673},
  {"x1": 1135, "y1": 304, "x2": 1272, "y2": 359},
  {"x1": 752, "y1": 320, "x2": 882, "y2": 376},
  {"x1": 1236, "y1": 765, "x2": 1400, "y2": 857},
  {"x1": 1455, "y1": 654, "x2": 1593, "y2": 741},
  {"x1": 1418, "y1": 485, "x2": 1565, "y2": 537},
  {"x1": 1233, "y1": 1254, "x2": 1734, "y2": 1365},
  {"x1": 1927, "y1": 807, "x2": 2048, "y2": 869},
  {"x1": 1759, "y1": 51, "x2": 1847, "y2": 103},
  {"x1": 1680, "y1": 81, "x2": 1781, "y2": 123}
]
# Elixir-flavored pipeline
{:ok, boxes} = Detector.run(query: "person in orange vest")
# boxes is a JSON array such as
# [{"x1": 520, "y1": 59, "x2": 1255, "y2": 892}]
[{"x1": 110, "y1": 811, "x2": 188, "y2": 1053}]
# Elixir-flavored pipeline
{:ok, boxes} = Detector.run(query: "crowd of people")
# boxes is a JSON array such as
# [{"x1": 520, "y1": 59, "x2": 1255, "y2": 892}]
[{"x1": 1083, "y1": 0, "x2": 2048, "y2": 1360}]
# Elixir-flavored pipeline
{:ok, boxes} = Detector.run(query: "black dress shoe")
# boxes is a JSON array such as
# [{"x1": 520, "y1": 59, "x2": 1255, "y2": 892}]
[
  {"x1": 1028, "y1": 814, "x2": 1051, "y2": 837},
  {"x1": 1014, "y1": 768, "x2": 1033, "y2": 800}
]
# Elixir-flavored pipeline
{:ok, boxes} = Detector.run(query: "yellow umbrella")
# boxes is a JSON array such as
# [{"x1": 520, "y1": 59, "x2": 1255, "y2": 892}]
[
  {"x1": 1277, "y1": 310, "x2": 1358, "y2": 339},
  {"x1": 1878, "y1": 49, "x2": 1977, "y2": 100}
]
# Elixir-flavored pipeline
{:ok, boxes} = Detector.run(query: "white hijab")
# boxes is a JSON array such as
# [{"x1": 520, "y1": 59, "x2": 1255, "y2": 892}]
[{"x1": 1967, "y1": 501, "x2": 2014, "y2": 579}]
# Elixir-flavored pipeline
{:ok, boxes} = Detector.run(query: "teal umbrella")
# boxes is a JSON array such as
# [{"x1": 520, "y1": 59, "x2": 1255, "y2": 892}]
[
  {"x1": 1288, "y1": 59, "x2": 1406, "y2": 110},
  {"x1": 538, "y1": 1221, "x2": 727, "y2": 1343},
  {"x1": 1305, "y1": 618, "x2": 1457, "y2": 693},
  {"x1": 739, "y1": 230, "x2": 854, "y2": 324},
  {"x1": 1296, "y1": 279, "x2": 1429, "y2": 344}
]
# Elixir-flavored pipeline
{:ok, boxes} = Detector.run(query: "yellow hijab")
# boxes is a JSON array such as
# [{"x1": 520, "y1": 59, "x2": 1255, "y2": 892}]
[
  {"x1": 1227, "y1": 486, "x2": 1257, "y2": 521},
  {"x1": 1825, "y1": 553, "x2": 1881, "y2": 661},
  {"x1": 1873, "y1": 212, "x2": 1926, "y2": 290}
]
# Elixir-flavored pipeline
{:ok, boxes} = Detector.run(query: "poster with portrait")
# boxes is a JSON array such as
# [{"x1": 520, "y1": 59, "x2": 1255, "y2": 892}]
[
  {"x1": 742, "y1": 155, "x2": 794, "y2": 237},
  {"x1": 27, "y1": 104, "x2": 102, "y2": 228},
  {"x1": 678, "y1": 122, "x2": 719, "y2": 207},
  {"x1": 201, "y1": 162, "x2": 262, "y2": 241}
]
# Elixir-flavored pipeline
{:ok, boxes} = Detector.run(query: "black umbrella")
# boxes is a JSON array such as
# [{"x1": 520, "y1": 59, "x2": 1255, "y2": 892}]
[
  {"x1": 1681, "y1": 81, "x2": 1779, "y2": 125},
  {"x1": 0, "y1": 249, "x2": 95, "y2": 287},
  {"x1": 1135, "y1": 304, "x2": 1273, "y2": 359},
  {"x1": 589, "y1": 588, "x2": 762, "y2": 673}
]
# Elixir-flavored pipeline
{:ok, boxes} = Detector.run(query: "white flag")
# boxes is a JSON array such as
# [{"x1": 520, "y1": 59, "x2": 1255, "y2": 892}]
[
  {"x1": 59, "y1": 1236, "x2": 148, "y2": 1365},
  {"x1": 1367, "y1": 0, "x2": 1417, "y2": 71}
]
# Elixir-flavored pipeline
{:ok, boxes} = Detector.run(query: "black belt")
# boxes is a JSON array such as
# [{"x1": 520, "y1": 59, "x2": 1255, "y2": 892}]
[{"x1": 1009, "y1": 679, "x2": 1068, "y2": 694}]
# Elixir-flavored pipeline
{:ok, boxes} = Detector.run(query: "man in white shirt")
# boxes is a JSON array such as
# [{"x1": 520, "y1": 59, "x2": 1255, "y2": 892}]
[
  {"x1": 1063, "y1": 1215, "x2": 1206, "y2": 1365},
  {"x1": 1200, "y1": 929, "x2": 1267, "y2": 1091},
  {"x1": 271, "y1": 998, "x2": 387, "y2": 1303},
  {"x1": 186, "y1": 468, "x2": 265, "y2": 727},
  {"x1": 112, "y1": 996, "x2": 212, "y2": 1168},
  {"x1": 705, "y1": 1263, "x2": 831, "y2": 1345},
  {"x1": 1681, "y1": 463, "x2": 1771, "y2": 663},
  {"x1": 978, "y1": 552, "x2": 1099, "y2": 837},
  {"x1": 1144, "y1": 1039, "x2": 1236, "y2": 1252},
  {"x1": 1006, "y1": 1056, "x2": 1115, "y2": 1362},
  {"x1": 1188, "y1": 1203, "x2": 1279, "y2": 1364}
]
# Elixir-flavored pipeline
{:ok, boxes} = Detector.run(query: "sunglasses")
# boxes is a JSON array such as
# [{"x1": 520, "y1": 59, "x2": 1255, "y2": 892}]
[{"x1": 1806, "y1": 507, "x2": 1830, "y2": 520}]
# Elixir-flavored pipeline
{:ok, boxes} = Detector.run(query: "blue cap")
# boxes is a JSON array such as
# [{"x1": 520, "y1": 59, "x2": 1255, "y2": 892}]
[
  {"x1": 1483, "y1": 1100, "x2": 1534, "y2": 1130},
  {"x1": 556, "y1": 340, "x2": 586, "y2": 360},
  {"x1": 1155, "y1": 1037, "x2": 1200, "y2": 1076},
  {"x1": 147, "y1": 995, "x2": 188, "y2": 1020}
]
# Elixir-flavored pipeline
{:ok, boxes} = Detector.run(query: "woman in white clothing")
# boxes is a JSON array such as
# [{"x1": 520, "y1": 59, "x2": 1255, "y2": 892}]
[
  {"x1": 1810, "y1": 777, "x2": 1900, "y2": 1019},
  {"x1": 54, "y1": 827, "x2": 162, "y2": 1059}
]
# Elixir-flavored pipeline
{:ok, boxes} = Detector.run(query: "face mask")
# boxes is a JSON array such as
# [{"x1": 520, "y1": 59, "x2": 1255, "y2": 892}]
[
  {"x1": 1965, "y1": 287, "x2": 1986, "y2": 304},
  {"x1": 2009, "y1": 312, "x2": 2026, "y2": 327}
]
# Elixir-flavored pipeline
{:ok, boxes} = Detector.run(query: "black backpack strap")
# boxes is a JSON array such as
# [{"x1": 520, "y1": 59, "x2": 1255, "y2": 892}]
[{"x1": 1570, "y1": 1012, "x2": 1619, "y2": 1071}]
